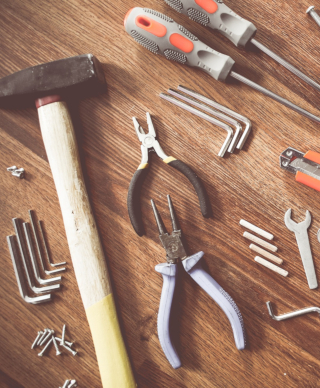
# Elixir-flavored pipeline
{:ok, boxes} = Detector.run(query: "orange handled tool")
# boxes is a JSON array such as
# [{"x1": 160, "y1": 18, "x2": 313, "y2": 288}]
[
  {"x1": 280, "y1": 147, "x2": 320, "y2": 192},
  {"x1": 163, "y1": 0, "x2": 320, "y2": 93},
  {"x1": 124, "y1": 7, "x2": 320, "y2": 125}
]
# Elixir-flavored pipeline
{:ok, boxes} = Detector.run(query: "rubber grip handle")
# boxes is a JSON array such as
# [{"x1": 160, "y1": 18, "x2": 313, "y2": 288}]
[
  {"x1": 164, "y1": 0, "x2": 257, "y2": 47},
  {"x1": 124, "y1": 7, "x2": 235, "y2": 81},
  {"x1": 127, "y1": 167, "x2": 149, "y2": 236},
  {"x1": 182, "y1": 252, "x2": 246, "y2": 350},
  {"x1": 166, "y1": 159, "x2": 211, "y2": 218},
  {"x1": 155, "y1": 263, "x2": 181, "y2": 369}
]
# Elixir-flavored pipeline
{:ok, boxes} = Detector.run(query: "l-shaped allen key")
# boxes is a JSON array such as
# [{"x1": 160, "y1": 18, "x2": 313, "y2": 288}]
[{"x1": 127, "y1": 112, "x2": 211, "y2": 236}]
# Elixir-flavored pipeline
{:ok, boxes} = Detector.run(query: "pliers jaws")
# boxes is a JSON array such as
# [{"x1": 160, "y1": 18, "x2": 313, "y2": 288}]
[
  {"x1": 133, "y1": 113, "x2": 168, "y2": 164},
  {"x1": 151, "y1": 197, "x2": 187, "y2": 264},
  {"x1": 151, "y1": 195, "x2": 246, "y2": 369},
  {"x1": 127, "y1": 112, "x2": 211, "y2": 236}
]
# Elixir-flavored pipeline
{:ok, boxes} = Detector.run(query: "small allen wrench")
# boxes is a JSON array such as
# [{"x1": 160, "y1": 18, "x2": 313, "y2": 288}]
[
  {"x1": 177, "y1": 85, "x2": 252, "y2": 150},
  {"x1": 7, "y1": 236, "x2": 51, "y2": 304},
  {"x1": 267, "y1": 301, "x2": 320, "y2": 321},
  {"x1": 29, "y1": 210, "x2": 66, "y2": 271},
  {"x1": 160, "y1": 92, "x2": 233, "y2": 157},
  {"x1": 160, "y1": 86, "x2": 251, "y2": 157},
  {"x1": 167, "y1": 88, "x2": 242, "y2": 153}
]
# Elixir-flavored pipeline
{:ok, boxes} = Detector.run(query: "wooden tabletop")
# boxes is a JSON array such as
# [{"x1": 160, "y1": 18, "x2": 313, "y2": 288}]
[{"x1": 2, "y1": 0, "x2": 320, "y2": 387}]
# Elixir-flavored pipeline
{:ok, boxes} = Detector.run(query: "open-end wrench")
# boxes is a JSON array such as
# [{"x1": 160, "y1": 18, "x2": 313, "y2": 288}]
[{"x1": 284, "y1": 209, "x2": 317, "y2": 289}]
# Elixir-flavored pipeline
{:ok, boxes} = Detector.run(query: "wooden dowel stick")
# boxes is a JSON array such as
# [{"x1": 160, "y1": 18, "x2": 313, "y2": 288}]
[
  {"x1": 243, "y1": 231, "x2": 277, "y2": 252},
  {"x1": 254, "y1": 256, "x2": 288, "y2": 277},
  {"x1": 249, "y1": 244, "x2": 283, "y2": 265},
  {"x1": 240, "y1": 219, "x2": 274, "y2": 240}
]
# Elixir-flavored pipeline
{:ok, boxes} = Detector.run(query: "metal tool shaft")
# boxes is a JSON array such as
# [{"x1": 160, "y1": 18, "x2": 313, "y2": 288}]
[
  {"x1": 251, "y1": 39, "x2": 320, "y2": 93},
  {"x1": 230, "y1": 71, "x2": 320, "y2": 124},
  {"x1": 267, "y1": 301, "x2": 320, "y2": 321}
]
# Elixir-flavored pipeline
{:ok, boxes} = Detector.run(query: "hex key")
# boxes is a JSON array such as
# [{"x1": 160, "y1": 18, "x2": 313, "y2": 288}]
[
  {"x1": 267, "y1": 301, "x2": 320, "y2": 321},
  {"x1": 23, "y1": 222, "x2": 61, "y2": 287},
  {"x1": 160, "y1": 93, "x2": 233, "y2": 157},
  {"x1": 12, "y1": 218, "x2": 58, "y2": 294},
  {"x1": 178, "y1": 85, "x2": 252, "y2": 150},
  {"x1": 7, "y1": 235, "x2": 51, "y2": 304},
  {"x1": 167, "y1": 88, "x2": 242, "y2": 153},
  {"x1": 38, "y1": 220, "x2": 66, "y2": 271},
  {"x1": 28, "y1": 210, "x2": 66, "y2": 272}
]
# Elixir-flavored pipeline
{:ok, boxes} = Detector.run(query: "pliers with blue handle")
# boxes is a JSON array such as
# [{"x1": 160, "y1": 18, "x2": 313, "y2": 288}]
[
  {"x1": 151, "y1": 195, "x2": 246, "y2": 369},
  {"x1": 127, "y1": 112, "x2": 211, "y2": 236}
]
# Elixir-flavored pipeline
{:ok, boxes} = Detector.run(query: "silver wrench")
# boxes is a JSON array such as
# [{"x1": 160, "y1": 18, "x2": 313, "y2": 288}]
[{"x1": 284, "y1": 209, "x2": 317, "y2": 289}]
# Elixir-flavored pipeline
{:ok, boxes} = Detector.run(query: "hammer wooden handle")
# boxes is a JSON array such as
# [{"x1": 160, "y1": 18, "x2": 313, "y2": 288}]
[{"x1": 37, "y1": 100, "x2": 136, "y2": 388}]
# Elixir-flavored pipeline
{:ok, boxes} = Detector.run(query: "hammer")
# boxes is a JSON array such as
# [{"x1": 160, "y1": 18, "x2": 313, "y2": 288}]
[{"x1": 0, "y1": 54, "x2": 136, "y2": 388}]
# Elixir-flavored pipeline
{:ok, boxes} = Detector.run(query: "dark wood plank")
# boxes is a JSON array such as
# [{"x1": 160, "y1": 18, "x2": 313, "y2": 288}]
[{"x1": 1, "y1": 0, "x2": 320, "y2": 387}]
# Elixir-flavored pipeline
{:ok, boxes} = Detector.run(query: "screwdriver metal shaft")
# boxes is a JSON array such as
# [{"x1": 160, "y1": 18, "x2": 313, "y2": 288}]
[
  {"x1": 163, "y1": 0, "x2": 320, "y2": 94},
  {"x1": 251, "y1": 39, "x2": 320, "y2": 93},
  {"x1": 125, "y1": 7, "x2": 320, "y2": 124},
  {"x1": 230, "y1": 72, "x2": 320, "y2": 124}
]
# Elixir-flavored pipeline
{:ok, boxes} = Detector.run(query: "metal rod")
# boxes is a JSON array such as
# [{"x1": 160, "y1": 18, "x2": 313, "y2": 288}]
[
  {"x1": 6, "y1": 235, "x2": 51, "y2": 304},
  {"x1": 38, "y1": 220, "x2": 66, "y2": 272},
  {"x1": 267, "y1": 301, "x2": 320, "y2": 321},
  {"x1": 151, "y1": 200, "x2": 165, "y2": 235},
  {"x1": 29, "y1": 210, "x2": 66, "y2": 271},
  {"x1": 13, "y1": 218, "x2": 54, "y2": 294},
  {"x1": 167, "y1": 88, "x2": 242, "y2": 153},
  {"x1": 230, "y1": 71, "x2": 320, "y2": 123},
  {"x1": 177, "y1": 85, "x2": 252, "y2": 150},
  {"x1": 23, "y1": 222, "x2": 61, "y2": 287},
  {"x1": 251, "y1": 38, "x2": 320, "y2": 93},
  {"x1": 167, "y1": 195, "x2": 178, "y2": 232},
  {"x1": 160, "y1": 93, "x2": 233, "y2": 157}
]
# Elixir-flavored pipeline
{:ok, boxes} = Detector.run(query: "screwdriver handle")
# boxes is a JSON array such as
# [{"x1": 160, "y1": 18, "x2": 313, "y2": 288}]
[
  {"x1": 164, "y1": 0, "x2": 256, "y2": 47},
  {"x1": 124, "y1": 7, "x2": 234, "y2": 81}
]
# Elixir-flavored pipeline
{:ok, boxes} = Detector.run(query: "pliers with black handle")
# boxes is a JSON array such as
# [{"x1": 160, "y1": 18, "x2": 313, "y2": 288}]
[{"x1": 127, "y1": 112, "x2": 211, "y2": 236}]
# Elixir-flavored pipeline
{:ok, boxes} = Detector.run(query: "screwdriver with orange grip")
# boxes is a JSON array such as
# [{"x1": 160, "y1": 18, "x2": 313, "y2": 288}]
[
  {"x1": 124, "y1": 8, "x2": 320, "y2": 124},
  {"x1": 163, "y1": 0, "x2": 320, "y2": 93},
  {"x1": 280, "y1": 148, "x2": 320, "y2": 192}
]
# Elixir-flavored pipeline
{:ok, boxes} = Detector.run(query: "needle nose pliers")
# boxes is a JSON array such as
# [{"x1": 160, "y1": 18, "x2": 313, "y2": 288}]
[
  {"x1": 127, "y1": 112, "x2": 211, "y2": 236},
  {"x1": 151, "y1": 195, "x2": 246, "y2": 369}
]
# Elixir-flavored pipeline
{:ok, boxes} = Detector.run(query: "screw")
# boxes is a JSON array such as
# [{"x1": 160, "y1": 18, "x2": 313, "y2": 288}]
[
  {"x1": 61, "y1": 324, "x2": 66, "y2": 346},
  {"x1": 55, "y1": 337, "x2": 73, "y2": 348},
  {"x1": 37, "y1": 329, "x2": 49, "y2": 346},
  {"x1": 7, "y1": 166, "x2": 25, "y2": 178},
  {"x1": 39, "y1": 329, "x2": 53, "y2": 346},
  {"x1": 61, "y1": 343, "x2": 77, "y2": 356},
  {"x1": 286, "y1": 150, "x2": 293, "y2": 157},
  {"x1": 31, "y1": 331, "x2": 43, "y2": 349},
  {"x1": 38, "y1": 337, "x2": 53, "y2": 356},
  {"x1": 7, "y1": 166, "x2": 17, "y2": 172},
  {"x1": 307, "y1": 6, "x2": 320, "y2": 28},
  {"x1": 52, "y1": 336, "x2": 62, "y2": 356},
  {"x1": 282, "y1": 160, "x2": 289, "y2": 167}
]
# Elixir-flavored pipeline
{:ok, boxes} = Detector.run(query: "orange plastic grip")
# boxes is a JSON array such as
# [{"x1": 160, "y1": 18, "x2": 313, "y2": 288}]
[
  {"x1": 195, "y1": 0, "x2": 218, "y2": 13},
  {"x1": 135, "y1": 15, "x2": 167, "y2": 37},
  {"x1": 304, "y1": 150, "x2": 320, "y2": 164},
  {"x1": 296, "y1": 171, "x2": 320, "y2": 192},
  {"x1": 169, "y1": 33, "x2": 194, "y2": 53}
]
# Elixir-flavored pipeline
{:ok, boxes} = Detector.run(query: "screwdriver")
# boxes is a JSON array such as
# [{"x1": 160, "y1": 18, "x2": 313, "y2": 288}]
[
  {"x1": 163, "y1": 0, "x2": 320, "y2": 93},
  {"x1": 124, "y1": 7, "x2": 320, "y2": 124}
]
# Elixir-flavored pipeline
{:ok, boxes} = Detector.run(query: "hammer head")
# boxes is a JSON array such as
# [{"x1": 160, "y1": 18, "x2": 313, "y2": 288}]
[{"x1": 0, "y1": 54, "x2": 106, "y2": 108}]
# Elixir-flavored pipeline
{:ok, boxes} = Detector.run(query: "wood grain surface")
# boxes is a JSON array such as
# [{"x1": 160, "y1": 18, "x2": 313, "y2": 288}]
[{"x1": 1, "y1": 0, "x2": 320, "y2": 387}]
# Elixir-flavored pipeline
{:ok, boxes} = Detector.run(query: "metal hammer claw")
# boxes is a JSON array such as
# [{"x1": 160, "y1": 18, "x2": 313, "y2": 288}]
[{"x1": 284, "y1": 209, "x2": 317, "y2": 289}]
